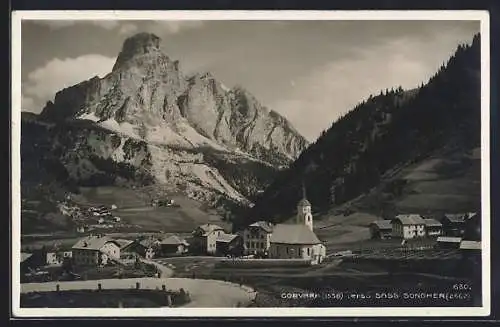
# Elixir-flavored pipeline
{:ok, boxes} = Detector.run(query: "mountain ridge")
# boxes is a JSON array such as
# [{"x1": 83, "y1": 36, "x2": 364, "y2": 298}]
[
  {"x1": 21, "y1": 32, "x2": 309, "y2": 232},
  {"x1": 39, "y1": 32, "x2": 308, "y2": 162}
]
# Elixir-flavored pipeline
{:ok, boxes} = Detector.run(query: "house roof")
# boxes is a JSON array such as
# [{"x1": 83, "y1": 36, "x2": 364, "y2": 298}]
[
  {"x1": 460, "y1": 240, "x2": 481, "y2": 250},
  {"x1": 216, "y1": 233, "x2": 239, "y2": 243},
  {"x1": 249, "y1": 221, "x2": 274, "y2": 233},
  {"x1": 437, "y1": 236, "x2": 462, "y2": 243},
  {"x1": 393, "y1": 214, "x2": 425, "y2": 225},
  {"x1": 424, "y1": 218, "x2": 443, "y2": 227},
  {"x1": 115, "y1": 239, "x2": 135, "y2": 249},
  {"x1": 72, "y1": 236, "x2": 118, "y2": 250},
  {"x1": 466, "y1": 212, "x2": 478, "y2": 220},
  {"x1": 270, "y1": 224, "x2": 321, "y2": 245},
  {"x1": 161, "y1": 235, "x2": 189, "y2": 246},
  {"x1": 21, "y1": 252, "x2": 33, "y2": 263},
  {"x1": 443, "y1": 214, "x2": 467, "y2": 223},
  {"x1": 370, "y1": 220, "x2": 392, "y2": 230},
  {"x1": 297, "y1": 198, "x2": 311, "y2": 207},
  {"x1": 196, "y1": 223, "x2": 224, "y2": 236}
]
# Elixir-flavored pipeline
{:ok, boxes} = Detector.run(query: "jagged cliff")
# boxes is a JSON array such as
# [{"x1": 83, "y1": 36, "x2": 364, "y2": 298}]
[
  {"x1": 24, "y1": 32, "x2": 308, "y2": 215},
  {"x1": 40, "y1": 33, "x2": 307, "y2": 162}
]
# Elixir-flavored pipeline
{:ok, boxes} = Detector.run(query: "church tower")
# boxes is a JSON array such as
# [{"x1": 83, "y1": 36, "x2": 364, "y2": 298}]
[{"x1": 297, "y1": 182, "x2": 313, "y2": 231}]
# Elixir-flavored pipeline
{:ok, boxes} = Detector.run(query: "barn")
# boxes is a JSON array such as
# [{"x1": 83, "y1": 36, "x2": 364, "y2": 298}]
[{"x1": 369, "y1": 220, "x2": 392, "y2": 239}]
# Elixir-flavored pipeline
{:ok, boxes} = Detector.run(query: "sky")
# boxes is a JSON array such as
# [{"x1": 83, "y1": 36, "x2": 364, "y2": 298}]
[{"x1": 20, "y1": 19, "x2": 479, "y2": 141}]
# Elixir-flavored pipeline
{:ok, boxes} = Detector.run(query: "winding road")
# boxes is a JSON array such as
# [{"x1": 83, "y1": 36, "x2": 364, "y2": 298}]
[{"x1": 21, "y1": 277, "x2": 256, "y2": 308}]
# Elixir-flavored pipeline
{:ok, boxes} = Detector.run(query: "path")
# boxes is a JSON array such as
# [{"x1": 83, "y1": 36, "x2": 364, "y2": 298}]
[
  {"x1": 140, "y1": 258, "x2": 174, "y2": 278},
  {"x1": 21, "y1": 277, "x2": 256, "y2": 308}
]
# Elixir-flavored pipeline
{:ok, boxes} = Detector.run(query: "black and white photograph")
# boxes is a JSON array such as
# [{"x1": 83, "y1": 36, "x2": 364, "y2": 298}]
[{"x1": 11, "y1": 10, "x2": 490, "y2": 317}]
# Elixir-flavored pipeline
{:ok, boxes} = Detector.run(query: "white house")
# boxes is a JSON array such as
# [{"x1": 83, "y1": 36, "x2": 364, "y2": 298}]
[
  {"x1": 268, "y1": 188, "x2": 326, "y2": 265},
  {"x1": 243, "y1": 221, "x2": 274, "y2": 255},
  {"x1": 391, "y1": 214, "x2": 426, "y2": 239},
  {"x1": 71, "y1": 235, "x2": 121, "y2": 266},
  {"x1": 191, "y1": 223, "x2": 225, "y2": 255}
]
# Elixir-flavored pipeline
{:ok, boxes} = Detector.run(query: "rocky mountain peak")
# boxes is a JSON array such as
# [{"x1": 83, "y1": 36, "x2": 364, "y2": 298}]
[
  {"x1": 112, "y1": 33, "x2": 164, "y2": 71},
  {"x1": 40, "y1": 30, "x2": 309, "y2": 167}
]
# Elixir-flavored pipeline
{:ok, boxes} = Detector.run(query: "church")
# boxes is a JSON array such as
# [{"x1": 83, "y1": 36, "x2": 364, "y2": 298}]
[{"x1": 268, "y1": 186, "x2": 326, "y2": 265}]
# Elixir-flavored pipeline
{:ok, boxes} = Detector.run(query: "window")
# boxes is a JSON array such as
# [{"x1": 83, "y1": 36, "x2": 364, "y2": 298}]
[
  {"x1": 246, "y1": 242, "x2": 250, "y2": 248},
  {"x1": 307, "y1": 248, "x2": 310, "y2": 256}
]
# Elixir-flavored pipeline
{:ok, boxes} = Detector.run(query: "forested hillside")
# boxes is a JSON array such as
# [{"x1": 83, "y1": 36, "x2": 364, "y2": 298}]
[{"x1": 239, "y1": 34, "x2": 481, "y2": 229}]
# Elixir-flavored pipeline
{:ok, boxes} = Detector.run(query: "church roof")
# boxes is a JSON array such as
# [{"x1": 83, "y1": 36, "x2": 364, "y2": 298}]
[
  {"x1": 270, "y1": 224, "x2": 321, "y2": 245},
  {"x1": 297, "y1": 198, "x2": 311, "y2": 207}
]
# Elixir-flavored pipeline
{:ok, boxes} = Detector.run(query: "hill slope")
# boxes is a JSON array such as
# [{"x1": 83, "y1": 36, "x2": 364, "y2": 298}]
[{"x1": 241, "y1": 34, "x2": 481, "y2": 230}]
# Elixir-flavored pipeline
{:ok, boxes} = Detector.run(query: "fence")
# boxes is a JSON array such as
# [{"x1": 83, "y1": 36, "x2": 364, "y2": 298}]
[{"x1": 216, "y1": 258, "x2": 312, "y2": 268}]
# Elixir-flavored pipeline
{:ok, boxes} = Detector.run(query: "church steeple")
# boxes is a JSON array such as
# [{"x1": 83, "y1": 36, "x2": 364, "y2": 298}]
[{"x1": 297, "y1": 181, "x2": 313, "y2": 230}]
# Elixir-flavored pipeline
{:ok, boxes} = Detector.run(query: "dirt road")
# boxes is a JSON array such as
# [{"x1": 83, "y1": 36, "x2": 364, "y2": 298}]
[{"x1": 21, "y1": 277, "x2": 256, "y2": 308}]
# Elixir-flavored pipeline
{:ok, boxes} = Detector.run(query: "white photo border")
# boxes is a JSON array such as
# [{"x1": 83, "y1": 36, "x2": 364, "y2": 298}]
[{"x1": 11, "y1": 9, "x2": 491, "y2": 318}]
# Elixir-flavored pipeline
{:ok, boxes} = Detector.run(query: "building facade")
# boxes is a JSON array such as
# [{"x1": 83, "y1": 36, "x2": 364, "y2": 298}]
[
  {"x1": 216, "y1": 234, "x2": 243, "y2": 257},
  {"x1": 160, "y1": 235, "x2": 190, "y2": 256},
  {"x1": 243, "y1": 221, "x2": 274, "y2": 255},
  {"x1": 71, "y1": 235, "x2": 121, "y2": 266},
  {"x1": 46, "y1": 250, "x2": 72, "y2": 266},
  {"x1": 463, "y1": 212, "x2": 481, "y2": 241},
  {"x1": 391, "y1": 214, "x2": 426, "y2": 239},
  {"x1": 423, "y1": 218, "x2": 443, "y2": 236},
  {"x1": 369, "y1": 220, "x2": 392, "y2": 239},
  {"x1": 440, "y1": 213, "x2": 467, "y2": 237},
  {"x1": 137, "y1": 238, "x2": 161, "y2": 259},
  {"x1": 191, "y1": 224, "x2": 225, "y2": 255}
]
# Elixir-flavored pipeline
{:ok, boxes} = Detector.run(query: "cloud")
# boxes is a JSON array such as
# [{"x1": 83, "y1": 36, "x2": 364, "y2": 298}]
[
  {"x1": 33, "y1": 20, "x2": 205, "y2": 36},
  {"x1": 270, "y1": 38, "x2": 446, "y2": 141},
  {"x1": 118, "y1": 23, "x2": 139, "y2": 36},
  {"x1": 153, "y1": 21, "x2": 205, "y2": 34},
  {"x1": 23, "y1": 54, "x2": 116, "y2": 113},
  {"x1": 35, "y1": 20, "x2": 120, "y2": 30}
]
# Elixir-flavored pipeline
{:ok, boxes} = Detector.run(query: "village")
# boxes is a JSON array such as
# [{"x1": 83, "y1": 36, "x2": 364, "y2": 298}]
[{"x1": 21, "y1": 185, "x2": 482, "y2": 288}]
